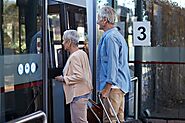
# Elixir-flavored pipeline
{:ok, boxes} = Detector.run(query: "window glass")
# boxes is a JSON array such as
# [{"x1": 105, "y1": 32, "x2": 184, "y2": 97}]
[
  {"x1": 141, "y1": 0, "x2": 185, "y2": 120},
  {"x1": 0, "y1": 0, "x2": 43, "y2": 122}
]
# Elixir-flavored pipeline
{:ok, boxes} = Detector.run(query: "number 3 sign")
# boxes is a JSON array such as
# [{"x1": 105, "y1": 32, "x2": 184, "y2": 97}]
[{"x1": 133, "y1": 21, "x2": 151, "y2": 46}]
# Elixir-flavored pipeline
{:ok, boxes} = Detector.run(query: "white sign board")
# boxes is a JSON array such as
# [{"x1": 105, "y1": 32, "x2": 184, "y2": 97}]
[{"x1": 133, "y1": 21, "x2": 151, "y2": 46}]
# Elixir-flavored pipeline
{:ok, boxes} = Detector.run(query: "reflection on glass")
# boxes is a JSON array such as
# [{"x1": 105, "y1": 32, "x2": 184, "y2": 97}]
[
  {"x1": 4, "y1": 75, "x2": 15, "y2": 92},
  {"x1": 1, "y1": 0, "x2": 43, "y2": 122},
  {"x1": 116, "y1": 0, "x2": 135, "y2": 47},
  {"x1": 3, "y1": 0, "x2": 20, "y2": 54},
  {"x1": 77, "y1": 26, "x2": 85, "y2": 41},
  {"x1": 48, "y1": 14, "x2": 61, "y2": 41}
]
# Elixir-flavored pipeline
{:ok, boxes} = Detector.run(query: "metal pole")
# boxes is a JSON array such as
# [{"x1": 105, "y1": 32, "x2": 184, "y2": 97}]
[
  {"x1": 136, "y1": 0, "x2": 143, "y2": 21},
  {"x1": 135, "y1": 0, "x2": 143, "y2": 119},
  {"x1": 86, "y1": 0, "x2": 97, "y2": 100},
  {"x1": 42, "y1": 0, "x2": 48, "y2": 119}
]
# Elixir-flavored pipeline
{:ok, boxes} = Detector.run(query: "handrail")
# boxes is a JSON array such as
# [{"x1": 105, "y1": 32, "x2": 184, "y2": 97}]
[
  {"x1": 7, "y1": 111, "x2": 47, "y2": 123},
  {"x1": 131, "y1": 77, "x2": 139, "y2": 120},
  {"x1": 131, "y1": 77, "x2": 138, "y2": 82}
]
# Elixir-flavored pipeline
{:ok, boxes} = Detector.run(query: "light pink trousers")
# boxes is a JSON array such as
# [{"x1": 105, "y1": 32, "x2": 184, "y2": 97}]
[{"x1": 70, "y1": 98, "x2": 89, "y2": 123}]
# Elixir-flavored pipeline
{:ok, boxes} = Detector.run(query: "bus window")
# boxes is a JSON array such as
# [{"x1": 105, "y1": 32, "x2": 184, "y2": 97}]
[{"x1": 0, "y1": 0, "x2": 43, "y2": 122}]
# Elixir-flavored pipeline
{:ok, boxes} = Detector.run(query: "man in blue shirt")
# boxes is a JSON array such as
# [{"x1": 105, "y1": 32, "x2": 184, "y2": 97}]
[{"x1": 96, "y1": 6, "x2": 131, "y2": 123}]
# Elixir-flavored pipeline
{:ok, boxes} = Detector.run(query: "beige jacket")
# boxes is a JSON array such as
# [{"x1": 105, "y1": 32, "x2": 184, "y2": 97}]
[{"x1": 63, "y1": 50, "x2": 93, "y2": 104}]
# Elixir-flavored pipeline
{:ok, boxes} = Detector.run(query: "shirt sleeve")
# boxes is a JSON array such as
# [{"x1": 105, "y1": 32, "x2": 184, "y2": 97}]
[{"x1": 105, "y1": 36, "x2": 119, "y2": 86}]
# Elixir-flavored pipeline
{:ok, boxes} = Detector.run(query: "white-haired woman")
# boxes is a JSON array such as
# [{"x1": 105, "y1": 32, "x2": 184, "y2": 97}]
[{"x1": 55, "y1": 30, "x2": 93, "y2": 123}]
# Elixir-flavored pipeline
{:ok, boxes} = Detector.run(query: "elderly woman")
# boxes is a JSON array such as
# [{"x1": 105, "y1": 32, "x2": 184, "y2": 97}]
[{"x1": 55, "y1": 30, "x2": 93, "y2": 123}]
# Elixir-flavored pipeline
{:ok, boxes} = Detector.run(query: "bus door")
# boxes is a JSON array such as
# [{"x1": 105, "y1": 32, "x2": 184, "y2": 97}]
[
  {"x1": 0, "y1": 0, "x2": 45, "y2": 122},
  {"x1": 47, "y1": 3, "x2": 65, "y2": 123},
  {"x1": 47, "y1": 1, "x2": 87, "y2": 122}
]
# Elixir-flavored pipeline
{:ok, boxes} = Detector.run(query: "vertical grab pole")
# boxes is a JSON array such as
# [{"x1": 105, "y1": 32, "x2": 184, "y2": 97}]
[
  {"x1": 86, "y1": 0, "x2": 97, "y2": 101},
  {"x1": 42, "y1": 0, "x2": 48, "y2": 118}
]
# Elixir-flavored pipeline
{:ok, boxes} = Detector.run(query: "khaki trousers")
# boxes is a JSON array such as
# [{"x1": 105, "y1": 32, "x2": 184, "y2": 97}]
[{"x1": 103, "y1": 89, "x2": 125, "y2": 123}]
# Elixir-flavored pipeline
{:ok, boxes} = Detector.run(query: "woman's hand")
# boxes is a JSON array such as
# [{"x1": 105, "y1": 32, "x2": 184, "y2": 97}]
[{"x1": 55, "y1": 75, "x2": 64, "y2": 82}]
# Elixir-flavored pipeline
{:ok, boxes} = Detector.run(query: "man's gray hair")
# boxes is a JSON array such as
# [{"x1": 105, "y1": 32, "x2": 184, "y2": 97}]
[
  {"x1": 98, "y1": 6, "x2": 115, "y2": 24},
  {"x1": 63, "y1": 30, "x2": 79, "y2": 46}
]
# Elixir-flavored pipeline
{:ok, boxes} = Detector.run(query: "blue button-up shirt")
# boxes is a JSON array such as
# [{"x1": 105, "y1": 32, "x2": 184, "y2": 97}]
[{"x1": 96, "y1": 28, "x2": 131, "y2": 93}]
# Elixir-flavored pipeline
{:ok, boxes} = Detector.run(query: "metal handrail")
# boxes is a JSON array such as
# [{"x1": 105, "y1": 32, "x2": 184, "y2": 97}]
[
  {"x1": 131, "y1": 77, "x2": 139, "y2": 120},
  {"x1": 7, "y1": 111, "x2": 47, "y2": 123}
]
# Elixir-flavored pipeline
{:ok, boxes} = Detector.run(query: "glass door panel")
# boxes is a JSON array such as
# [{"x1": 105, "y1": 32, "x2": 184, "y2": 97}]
[{"x1": 0, "y1": 0, "x2": 43, "y2": 122}]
